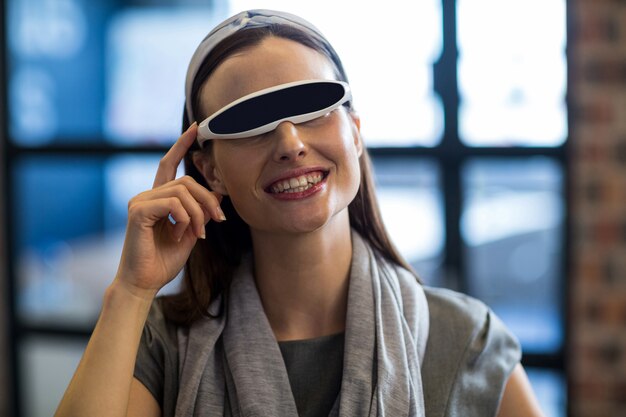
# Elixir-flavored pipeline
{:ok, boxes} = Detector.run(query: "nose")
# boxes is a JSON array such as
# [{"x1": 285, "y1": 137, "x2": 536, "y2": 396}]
[{"x1": 272, "y1": 121, "x2": 307, "y2": 162}]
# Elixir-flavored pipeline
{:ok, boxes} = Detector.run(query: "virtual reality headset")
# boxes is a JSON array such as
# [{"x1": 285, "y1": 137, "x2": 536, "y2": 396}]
[{"x1": 196, "y1": 79, "x2": 351, "y2": 146}]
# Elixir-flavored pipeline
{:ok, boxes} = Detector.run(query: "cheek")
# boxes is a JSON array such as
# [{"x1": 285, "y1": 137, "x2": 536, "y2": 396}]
[
  {"x1": 214, "y1": 145, "x2": 263, "y2": 190},
  {"x1": 345, "y1": 153, "x2": 362, "y2": 196},
  {"x1": 340, "y1": 132, "x2": 363, "y2": 196},
  {"x1": 213, "y1": 147, "x2": 266, "y2": 218},
  {"x1": 218, "y1": 169, "x2": 262, "y2": 225},
  {"x1": 318, "y1": 121, "x2": 362, "y2": 200},
  {"x1": 336, "y1": 120, "x2": 362, "y2": 174}
]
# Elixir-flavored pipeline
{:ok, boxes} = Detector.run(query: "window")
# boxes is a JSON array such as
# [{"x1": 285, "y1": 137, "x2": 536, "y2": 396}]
[
  {"x1": 2, "y1": 1, "x2": 568, "y2": 416},
  {"x1": 457, "y1": 0, "x2": 567, "y2": 146}
]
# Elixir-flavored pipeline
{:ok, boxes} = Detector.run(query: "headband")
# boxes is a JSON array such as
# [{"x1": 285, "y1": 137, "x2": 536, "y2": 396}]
[{"x1": 183, "y1": 9, "x2": 346, "y2": 124}]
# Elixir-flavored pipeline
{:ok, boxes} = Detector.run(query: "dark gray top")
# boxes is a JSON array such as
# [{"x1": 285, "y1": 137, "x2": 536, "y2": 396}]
[
  {"x1": 278, "y1": 333, "x2": 344, "y2": 417},
  {"x1": 134, "y1": 286, "x2": 520, "y2": 417}
]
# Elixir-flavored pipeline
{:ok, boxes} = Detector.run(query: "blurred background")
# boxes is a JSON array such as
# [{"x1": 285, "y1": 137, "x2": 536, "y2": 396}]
[{"x1": 0, "y1": 0, "x2": 624, "y2": 416}]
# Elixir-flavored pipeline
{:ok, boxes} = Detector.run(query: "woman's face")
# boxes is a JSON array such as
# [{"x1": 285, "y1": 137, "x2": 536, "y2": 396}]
[{"x1": 195, "y1": 36, "x2": 362, "y2": 236}]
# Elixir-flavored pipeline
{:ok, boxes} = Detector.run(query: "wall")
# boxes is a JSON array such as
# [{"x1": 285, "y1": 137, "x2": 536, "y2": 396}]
[{"x1": 570, "y1": 0, "x2": 626, "y2": 415}]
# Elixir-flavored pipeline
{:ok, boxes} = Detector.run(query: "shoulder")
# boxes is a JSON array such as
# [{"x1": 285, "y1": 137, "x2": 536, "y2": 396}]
[
  {"x1": 424, "y1": 286, "x2": 491, "y2": 335},
  {"x1": 423, "y1": 286, "x2": 520, "y2": 366},
  {"x1": 422, "y1": 286, "x2": 495, "y2": 376},
  {"x1": 422, "y1": 287, "x2": 521, "y2": 416}
]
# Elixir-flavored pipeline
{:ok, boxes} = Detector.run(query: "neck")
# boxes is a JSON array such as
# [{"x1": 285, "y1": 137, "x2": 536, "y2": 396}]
[{"x1": 250, "y1": 212, "x2": 353, "y2": 341}]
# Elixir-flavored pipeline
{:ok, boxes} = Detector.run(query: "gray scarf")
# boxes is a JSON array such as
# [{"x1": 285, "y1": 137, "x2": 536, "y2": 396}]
[{"x1": 175, "y1": 232, "x2": 430, "y2": 416}]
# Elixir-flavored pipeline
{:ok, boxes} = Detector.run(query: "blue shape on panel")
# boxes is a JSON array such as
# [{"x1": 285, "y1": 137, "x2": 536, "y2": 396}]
[{"x1": 13, "y1": 157, "x2": 105, "y2": 251}]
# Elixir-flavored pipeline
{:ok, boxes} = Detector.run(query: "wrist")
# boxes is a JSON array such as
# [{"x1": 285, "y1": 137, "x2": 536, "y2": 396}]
[{"x1": 106, "y1": 278, "x2": 158, "y2": 309}]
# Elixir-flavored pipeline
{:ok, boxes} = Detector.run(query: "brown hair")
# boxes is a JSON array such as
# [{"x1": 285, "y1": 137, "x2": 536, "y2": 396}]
[{"x1": 161, "y1": 23, "x2": 415, "y2": 326}]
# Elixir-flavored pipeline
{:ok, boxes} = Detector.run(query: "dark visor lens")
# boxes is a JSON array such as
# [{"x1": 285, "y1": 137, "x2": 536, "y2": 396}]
[{"x1": 208, "y1": 81, "x2": 346, "y2": 135}]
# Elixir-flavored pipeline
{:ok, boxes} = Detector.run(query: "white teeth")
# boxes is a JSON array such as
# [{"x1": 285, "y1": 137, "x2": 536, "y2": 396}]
[
  {"x1": 270, "y1": 172, "x2": 325, "y2": 194},
  {"x1": 284, "y1": 184, "x2": 311, "y2": 193}
]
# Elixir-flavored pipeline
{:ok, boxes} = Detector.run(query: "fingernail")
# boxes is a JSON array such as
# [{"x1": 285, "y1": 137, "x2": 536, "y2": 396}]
[
  {"x1": 216, "y1": 206, "x2": 227, "y2": 221},
  {"x1": 200, "y1": 230, "x2": 206, "y2": 239}
]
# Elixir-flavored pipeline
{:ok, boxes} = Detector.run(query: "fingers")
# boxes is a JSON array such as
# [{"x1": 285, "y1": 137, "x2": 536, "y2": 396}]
[
  {"x1": 153, "y1": 122, "x2": 198, "y2": 189},
  {"x1": 152, "y1": 185, "x2": 210, "y2": 238},
  {"x1": 132, "y1": 175, "x2": 225, "y2": 241},
  {"x1": 128, "y1": 197, "x2": 192, "y2": 242},
  {"x1": 175, "y1": 175, "x2": 226, "y2": 222}
]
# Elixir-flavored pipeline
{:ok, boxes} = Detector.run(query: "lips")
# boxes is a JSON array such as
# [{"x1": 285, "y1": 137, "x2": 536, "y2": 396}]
[{"x1": 266, "y1": 170, "x2": 328, "y2": 194}]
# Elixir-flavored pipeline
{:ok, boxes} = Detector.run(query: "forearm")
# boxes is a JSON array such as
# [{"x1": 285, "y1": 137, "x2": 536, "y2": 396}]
[{"x1": 55, "y1": 280, "x2": 156, "y2": 417}]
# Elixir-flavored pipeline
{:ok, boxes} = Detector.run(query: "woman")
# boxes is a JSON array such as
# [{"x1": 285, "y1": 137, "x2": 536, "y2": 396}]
[{"x1": 55, "y1": 9, "x2": 544, "y2": 417}]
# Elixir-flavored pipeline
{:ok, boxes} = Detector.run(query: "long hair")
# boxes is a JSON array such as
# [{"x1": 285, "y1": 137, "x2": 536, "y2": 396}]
[{"x1": 161, "y1": 24, "x2": 415, "y2": 326}]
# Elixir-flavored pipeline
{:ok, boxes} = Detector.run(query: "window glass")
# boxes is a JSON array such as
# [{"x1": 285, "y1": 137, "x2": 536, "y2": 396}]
[
  {"x1": 7, "y1": 0, "x2": 230, "y2": 145},
  {"x1": 104, "y1": 7, "x2": 229, "y2": 144},
  {"x1": 461, "y1": 158, "x2": 564, "y2": 352},
  {"x1": 526, "y1": 368, "x2": 567, "y2": 417},
  {"x1": 8, "y1": 0, "x2": 444, "y2": 146},
  {"x1": 14, "y1": 155, "x2": 182, "y2": 328},
  {"x1": 372, "y1": 158, "x2": 444, "y2": 286},
  {"x1": 14, "y1": 156, "x2": 107, "y2": 326},
  {"x1": 8, "y1": 0, "x2": 108, "y2": 145},
  {"x1": 457, "y1": 0, "x2": 567, "y2": 146},
  {"x1": 19, "y1": 336, "x2": 87, "y2": 417}
]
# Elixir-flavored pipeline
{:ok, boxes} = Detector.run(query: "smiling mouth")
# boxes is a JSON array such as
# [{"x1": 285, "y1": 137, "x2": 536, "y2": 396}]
[{"x1": 268, "y1": 171, "x2": 328, "y2": 194}]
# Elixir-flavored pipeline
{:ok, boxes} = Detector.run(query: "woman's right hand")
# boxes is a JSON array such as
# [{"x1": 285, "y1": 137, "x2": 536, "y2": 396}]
[{"x1": 113, "y1": 123, "x2": 225, "y2": 300}]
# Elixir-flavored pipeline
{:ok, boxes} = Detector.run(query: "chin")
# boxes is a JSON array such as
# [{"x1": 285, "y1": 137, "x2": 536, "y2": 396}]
[
  {"x1": 271, "y1": 214, "x2": 331, "y2": 235},
  {"x1": 283, "y1": 206, "x2": 351, "y2": 236},
  {"x1": 249, "y1": 207, "x2": 348, "y2": 236}
]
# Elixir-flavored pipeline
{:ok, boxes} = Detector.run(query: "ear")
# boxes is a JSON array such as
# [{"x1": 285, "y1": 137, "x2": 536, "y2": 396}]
[
  {"x1": 192, "y1": 150, "x2": 229, "y2": 195},
  {"x1": 349, "y1": 111, "x2": 363, "y2": 157}
]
